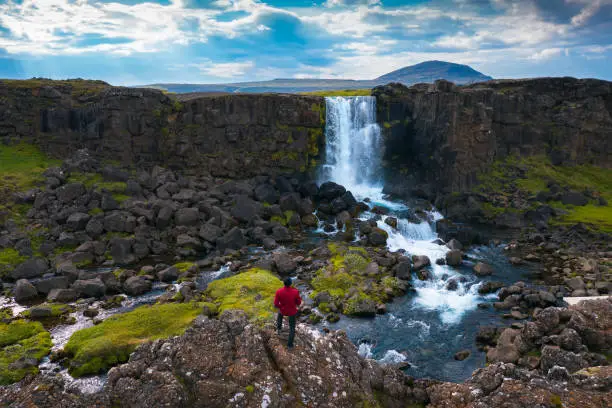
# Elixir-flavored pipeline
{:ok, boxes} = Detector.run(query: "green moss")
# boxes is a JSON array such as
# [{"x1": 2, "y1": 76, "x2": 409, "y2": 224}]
[
  {"x1": 299, "y1": 89, "x2": 371, "y2": 97},
  {"x1": 67, "y1": 172, "x2": 127, "y2": 196},
  {"x1": 63, "y1": 302, "x2": 203, "y2": 377},
  {"x1": 21, "y1": 303, "x2": 74, "y2": 320},
  {"x1": 173, "y1": 262, "x2": 196, "y2": 273},
  {"x1": 0, "y1": 248, "x2": 27, "y2": 278},
  {"x1": 270, "y1": 215, "x2": 287, "y2": 226},
  {"x1": 475, "y1": 155, "x2": 612, "y2": 231},
  {"x1": 89, "y1": 207, "x2": 104, "y2": 216},
  {"x1": 344, "y1": 291, "x2": 378, "y2": 316},
  {"x1": 245, "y1": 385, "x2": 255, "y2": 393},
  {"x1": 0, "y1": 320, "x2": 52, "y2": 385},
  {"x1": 205, "y1": 268, "x2": 282, "y2": 323},
  {"x1": 311, "y1": 270, "x2": 355, "y2": 300},
  {"x1": 0, "y1": 144, "x2": 60, "y2": 223}
]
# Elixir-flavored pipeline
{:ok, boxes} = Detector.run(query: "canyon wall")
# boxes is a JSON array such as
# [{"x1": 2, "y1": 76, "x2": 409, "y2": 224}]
[
  {"x1": 0, "y1": 79, "x2": 324, "y2": 178},
  {"x1": 374, "y1": 78, "x2": 612, "y2": 197}
]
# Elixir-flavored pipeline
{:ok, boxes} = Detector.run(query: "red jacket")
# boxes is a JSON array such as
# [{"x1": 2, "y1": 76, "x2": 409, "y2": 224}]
[{"x1": 274, "y1": 286, "x2": 302, "y2": 316}]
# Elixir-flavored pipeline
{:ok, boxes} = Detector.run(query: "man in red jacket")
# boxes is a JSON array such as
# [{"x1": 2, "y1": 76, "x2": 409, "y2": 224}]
[{"x1": 274, "y1": 277, "x2": 302, "y2": 349}]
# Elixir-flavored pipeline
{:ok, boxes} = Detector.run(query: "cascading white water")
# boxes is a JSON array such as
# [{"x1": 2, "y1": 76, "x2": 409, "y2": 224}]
[
  {"x1": 321, "y1": 96, "x2": 482, "y2": 324},
  {"x1": 320, "y1": 97, "x2": 383, "y2": 195}
]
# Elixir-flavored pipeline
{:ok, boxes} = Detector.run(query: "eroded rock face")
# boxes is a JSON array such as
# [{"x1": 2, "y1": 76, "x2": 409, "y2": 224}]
[
  {"x1": 375, "y1": 78, "x2": 612, "y2": 195},
  {"x1": 0, "y1": 81, "x2": 324, "y2": 178}
]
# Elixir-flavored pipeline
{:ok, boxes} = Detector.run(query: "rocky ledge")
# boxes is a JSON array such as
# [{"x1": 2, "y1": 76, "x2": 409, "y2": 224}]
[{"x1": 2, "y1": 300, "x2": 611, "y2": 408}]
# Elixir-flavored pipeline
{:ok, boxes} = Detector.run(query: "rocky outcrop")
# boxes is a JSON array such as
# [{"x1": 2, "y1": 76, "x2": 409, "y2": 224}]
[
  {"x1": 0, "y1": 79, "x2": 324, "y2": 178},
  {"x1": 375, "y1": 78, "x2": 612, "y2": 196},
  {"x1": 0, "y1": 310, "x2": 432, "y2": 407}
]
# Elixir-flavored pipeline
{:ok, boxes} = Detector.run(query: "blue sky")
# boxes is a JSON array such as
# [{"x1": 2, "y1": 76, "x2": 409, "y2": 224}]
[{"x1": 0, "y1": 0, "x2": 611, "y2": 85}]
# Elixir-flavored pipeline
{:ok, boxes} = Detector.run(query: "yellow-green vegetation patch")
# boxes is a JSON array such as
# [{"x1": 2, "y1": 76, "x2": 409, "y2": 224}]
[
  {"x1": 0, "y1": 248, "x2": 27, "y2": 278},
  {"x1": 311, "y1": 243, "x2": 402, "y2": 316},
  {"x1": 67, "y1": 172, "x2": 128, "y2": 197},
  {"x1": 0, "y1": 144, "x2": 60, "y2": 221},
  {"x1": 205, "y1": 268, "x2": 282, "y2": 323},
  {"x1": 63, "y1": 302, "x2": 203, "y2": 377},
  {"x1": 0, "y1": 320, "x2": 52, "y2": 385},
  {"x1": 173, "y1": 262, "x2": 197, "y2": 273},
  {"x1": 475, "y1": 155, "x2": 612, "y2": 231},
  {"x1": 20, "y1": 303, "x2": 74, "y2": 320},
  {"x1": 300, "y1": 89, "x2": 372, "y2": 97}
]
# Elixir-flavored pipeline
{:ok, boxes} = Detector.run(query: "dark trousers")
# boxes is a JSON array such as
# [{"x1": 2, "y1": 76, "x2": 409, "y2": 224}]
[{"x1": 277, "y1": 313, "x2": 296, "y2": 347}]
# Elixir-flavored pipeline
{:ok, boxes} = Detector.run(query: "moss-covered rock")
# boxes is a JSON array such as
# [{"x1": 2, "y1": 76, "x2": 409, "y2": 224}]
[
  {"x1": 310, "y1": 244, "x2": 404, "y2": 318},
  {"x1": 63, "y1": 302, "x2": 203, "y2": 377},
  {"x1": 205, "y1": 268, "x2": 282, "y2": 323},
  {"x1": 0, "y1": 320, "x2": 52, "y2": 385}
]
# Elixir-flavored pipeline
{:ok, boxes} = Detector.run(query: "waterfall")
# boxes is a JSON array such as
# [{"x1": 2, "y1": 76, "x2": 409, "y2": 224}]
[
  {"x1": 320, "y1": 96, "x2": 483, "y2": 324},
  {"x1": 320, "y1": 96, "x2": 383, "y2": 192}
]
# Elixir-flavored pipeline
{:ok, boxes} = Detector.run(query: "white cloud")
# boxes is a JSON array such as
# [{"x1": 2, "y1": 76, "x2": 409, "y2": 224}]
[
  {"x1": 571, "y1": 0, "x2": 601, "y2": 26},
  {"x1": 0, "y1": 0, "x2": 285, "y2": 55},
  {"x1": 528, "y1": 48, "x2": 565, "y2": 61},
  {"x1": 173, "y1": 60, "x2": 255, "y2": 79}
]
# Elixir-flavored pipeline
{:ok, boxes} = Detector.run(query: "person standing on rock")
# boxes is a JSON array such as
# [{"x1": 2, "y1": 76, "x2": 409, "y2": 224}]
[{"x1": 274, "y1": 277, "x2": 302, "y2": 349}]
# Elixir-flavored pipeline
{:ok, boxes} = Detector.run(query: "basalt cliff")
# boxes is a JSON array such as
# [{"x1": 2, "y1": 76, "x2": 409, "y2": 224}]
[{"x1": 0, "y1": 79, "x2": 324, "y2": 178}]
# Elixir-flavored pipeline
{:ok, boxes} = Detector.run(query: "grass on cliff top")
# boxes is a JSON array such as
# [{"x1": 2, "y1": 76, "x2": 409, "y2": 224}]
[
  {"x1": 476, "y1": 155, "x2": 612, "y2": 231},
  {"x1": 63, "y1": 302, "x2": 203, "y2": 377},
  {"x1": 0, "y1": 320, "x2": 52, "y2": 385},
  {"x1": 299, "y1": 89, "x2": 371, "y2": 97},
  {"x1": 205, "y1": 268, "x2": 282, "y2": 323},
  {"x1": 0, "y1": 78, "x2": 109, "y2": 98}
]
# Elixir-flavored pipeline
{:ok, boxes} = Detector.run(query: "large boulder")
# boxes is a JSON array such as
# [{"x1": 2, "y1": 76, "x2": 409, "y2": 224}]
[
  {"x1": 110, "y1": 238, "x2": 137, "y2": 265},
  {"x1": 123, "y1": 276, "x2": 152, "y2": 296},
  {"x1": 10, "y1": 258, "x2": 48, "y2": 280},
  {"x1": 56, "y1": 183, "x2": 85, "y2": 204},
  {"x1": 473, "y1": 262, "x2": 493, "y2": 277},
  {"x1": 540, "y1": 345, "x2": 589, "y2": 374},
  {"x1": 318, "y1": 182, "x2": 346, "y2": 200},
  {"x1": 216, "y1": 227, "x2": 246, "y2": 251},
  {"x1": 561, "y1": 192, "x2": 589, "y2": 206},
  {"x1": 273, "y1": 253, "x2": 298, "y2": 275},
  {"x1": 157, "y1": 267, "x2": 179, "y2": 283},
  {"x1": 199, "y1": 223, "x2": 223, "y2": 243},
  {"x1": 345, "y1": 295, "x2": 377, "y2": 317},
  {"x1": 13, "y1": 279, "x2": 38, "y2": 303},
  {"x1": 368, "y1": 228, "x2": 388, "y2": 246},
  {"x1": 47, "y1": 288, "x2": 79, "y2": 303},
  {"x1": 34, "y1": 276, "x2": 69, "y2": 294},
  {"x1": 411, "y1": 255, "x2": 431, "y2": 271},
  {"x1": 66, "y1": 212, "x2": 91, "y2": 231},
  {"x1": 156, "y1": 206, "x2": 174, "y2": 229},
  {"x1": 231, "y1": 196, "x2": 261, "y2": 223},
  {"x1": 72, "y1": 279, "x2": 106, "y2": 298},
  {"x1": 394, "y1": 260, "x2": 412, "y2": 280},
  {"x1": 85, "y1": 218, "x2": 104, "y2": 237},
  {"x1": 445, "y1": 250, "x2": 463, "y2": 267},
  {"x1": 254, "y1": 183, "x2": 279, "y2": 204},
  {"x1": 174, "y1": 208, "x2": 199, "y2": 226}
]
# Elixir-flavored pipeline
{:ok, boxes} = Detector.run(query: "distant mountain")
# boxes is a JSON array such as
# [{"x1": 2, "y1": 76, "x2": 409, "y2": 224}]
[
  {"x1": 141, "y1": 60, "x2": 492, "y2": 94},
  {"x1": 376, "y1": 60, "x2": 492, "y2": 85}
]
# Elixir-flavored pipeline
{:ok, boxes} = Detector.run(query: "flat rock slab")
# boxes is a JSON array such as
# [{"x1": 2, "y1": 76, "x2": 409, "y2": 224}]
[{"x1": 564, "y1": 295, "x2": 611, "y2": 305}]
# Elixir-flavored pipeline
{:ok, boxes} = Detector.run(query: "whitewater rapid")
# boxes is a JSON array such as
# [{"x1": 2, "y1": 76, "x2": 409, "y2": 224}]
[{"x1": 321, "y1": 96, "x2": 483, "y2": 324}]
